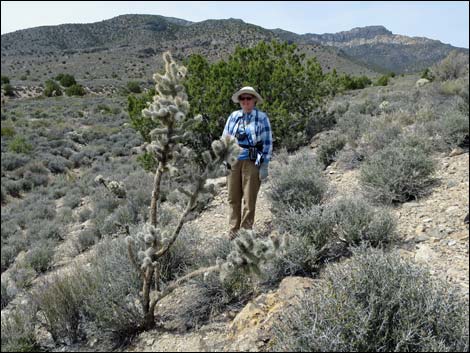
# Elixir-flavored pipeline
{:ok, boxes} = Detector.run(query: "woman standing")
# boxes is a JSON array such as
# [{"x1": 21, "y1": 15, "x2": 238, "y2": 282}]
[{"x1": 222, "y1": 86, "x2": 273, "y2": 239}]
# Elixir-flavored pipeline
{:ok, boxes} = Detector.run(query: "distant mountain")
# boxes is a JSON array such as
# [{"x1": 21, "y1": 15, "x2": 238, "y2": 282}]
[
  {"x1": 1, "y1": 15, "x2": 467, "y2": 86},
  {"x1": 274, "y1": 25, "x2": 469, "y2": 74}
]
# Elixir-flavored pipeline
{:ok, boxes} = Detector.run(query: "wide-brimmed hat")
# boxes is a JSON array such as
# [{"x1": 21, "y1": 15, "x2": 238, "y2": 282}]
[{"x1": 232, "y1": 86, "x2": 264, "y2": 104}]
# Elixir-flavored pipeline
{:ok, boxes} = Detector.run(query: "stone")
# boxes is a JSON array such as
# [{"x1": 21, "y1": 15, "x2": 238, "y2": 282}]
[
  {"x1": 415, "y1": 78, "x2": 430, "y2": 87},
  {"x1": 447, "y1": 240, "x2": 457, "y2": 246},
  {"x1": 449, "y1": 147, "x2": 465, "y2": 157},
  {"x1": 415, "y1": 224, "x2": 426, "y2": 234},
  {"x1": 414, "y1": 244, "x2": 438, "y2": 263},
  {"x1": 414, "y1": 234, "x2": 430, "y2": 243},
  {"x1": 227, "y1": 277, "x2": 316, "y2": 352}
]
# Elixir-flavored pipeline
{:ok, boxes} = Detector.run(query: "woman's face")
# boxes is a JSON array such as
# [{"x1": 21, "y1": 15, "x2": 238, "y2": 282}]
[{"x1": 239, "y1": 94, "x2": 256, "y2": 112}]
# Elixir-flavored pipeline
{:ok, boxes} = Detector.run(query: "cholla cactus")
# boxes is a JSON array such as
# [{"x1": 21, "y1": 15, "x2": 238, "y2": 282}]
[
  {"x1": 94, "y1": 175, "x2": 126, "y2": 198},
  {"x1": 220, "y1": 229, "x2": 283, "y2": 281},
  {"x1": 140, "y1": 51, "x2": 240, "y2": 227},
  {"x1": 98, "y1": 51, "x2": 276, "y2": 331}
]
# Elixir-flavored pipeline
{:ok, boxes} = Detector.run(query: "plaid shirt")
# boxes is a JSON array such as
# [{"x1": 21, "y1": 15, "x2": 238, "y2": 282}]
[{"x1": 222, "y1": 108, "x2": 273, "y2": 164}]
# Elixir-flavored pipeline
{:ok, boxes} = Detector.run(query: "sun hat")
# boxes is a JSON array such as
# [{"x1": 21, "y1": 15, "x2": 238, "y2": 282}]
[{"x1": 231, "y1": 86, "x2": 264, "y2": 104}]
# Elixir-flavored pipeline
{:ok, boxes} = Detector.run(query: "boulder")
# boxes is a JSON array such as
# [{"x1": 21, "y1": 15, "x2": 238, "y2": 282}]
[
  {"x1": 415, "y1": 78, "x2": 430, "y2": 87},
  {"x1": 226, "y1": 276, "x2": 316, "y2": 352}
]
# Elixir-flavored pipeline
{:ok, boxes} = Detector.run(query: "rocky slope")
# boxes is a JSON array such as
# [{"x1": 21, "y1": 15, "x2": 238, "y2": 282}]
[{"x1": 125, "y1": 147, "x2": 469, "y2": 352}]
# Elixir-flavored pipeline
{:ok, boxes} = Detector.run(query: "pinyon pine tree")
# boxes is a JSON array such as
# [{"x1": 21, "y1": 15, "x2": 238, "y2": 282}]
[{"x1": 101, "y1": 52, "x2": 283, "y2": 330}]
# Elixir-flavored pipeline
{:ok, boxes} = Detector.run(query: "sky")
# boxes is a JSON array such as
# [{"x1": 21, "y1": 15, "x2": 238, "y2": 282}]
[{"x1": 1, "y1": 1, "x2": 469, "y2": 48}]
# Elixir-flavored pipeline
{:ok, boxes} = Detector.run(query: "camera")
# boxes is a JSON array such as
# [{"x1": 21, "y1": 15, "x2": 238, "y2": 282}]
[{"x1": 235, "y1": 131, "x2": 247, "y2": 141}]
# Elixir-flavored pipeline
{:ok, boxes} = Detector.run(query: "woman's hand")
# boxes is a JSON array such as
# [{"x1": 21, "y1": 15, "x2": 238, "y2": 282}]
[{"x1": 259, "y1": 163, "x2": 269, "y2": 181}]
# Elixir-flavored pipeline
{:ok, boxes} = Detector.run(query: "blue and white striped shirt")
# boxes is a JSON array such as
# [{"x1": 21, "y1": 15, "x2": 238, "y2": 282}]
[{"x1": 222, "y1": 108, "x2": 273, "y2": 164}]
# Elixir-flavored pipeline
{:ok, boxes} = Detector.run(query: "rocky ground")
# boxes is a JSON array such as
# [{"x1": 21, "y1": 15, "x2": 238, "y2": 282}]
[
  {"x1": 124, "y1": 147, "x2": 469, "y2": 352},
  {"x1": 2, "y1": 143, "x2": 467, "y2": 352}
]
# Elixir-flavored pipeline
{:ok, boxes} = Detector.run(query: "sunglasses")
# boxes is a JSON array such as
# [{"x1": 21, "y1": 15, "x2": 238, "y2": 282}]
[{"x1": 239, "y1": 95, "x2": 254, "y2": 101}]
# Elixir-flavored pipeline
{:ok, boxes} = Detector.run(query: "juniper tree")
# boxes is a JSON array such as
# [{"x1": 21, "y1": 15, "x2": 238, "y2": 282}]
[{"x1": 100, "y1": 51, "x2": 283, "y2": 330}]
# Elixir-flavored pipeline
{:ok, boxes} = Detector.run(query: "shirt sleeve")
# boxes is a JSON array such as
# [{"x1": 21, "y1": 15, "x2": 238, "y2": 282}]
[{"x1": 261, "y1": 114, "x2": 273, "y2": 164}]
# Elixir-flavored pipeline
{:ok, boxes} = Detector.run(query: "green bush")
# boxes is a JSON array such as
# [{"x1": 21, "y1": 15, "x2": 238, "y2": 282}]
[
  {"x1": 421, "y1": 67, "x2": 433, "y2": 81},
  {"x1": 1, "y1": 123, "x2": 16, "y2": 137},
  {"x1": 268, "y1": 150, "x2": 327, "y2": 215},
  {"x1": 1, "y1": 75, "x2": 10, "y2": 84},
  {"x1": 271, "y1": 247, "x2": 469, "y2": 352},
  {"x1": 184, "y1": 40, "x2": 332, "y2": 152},
  {"x1": 374, "y1": 75, "x2": 389, "y2": 86},
  {"x1": 126, "y1": 81, "x2": 142, "y2": 93},
  {"x1": 65, "y1": 84, "x2": 86, "y2": 96},
  {"x1": 3, "y1": 83, "x2": 15, "y2": 96},
  {"x1": 360, "y1": 140, "x2": 436, "y2": 204},
  {"x1": 8, "y1": 136, "x2": 33, "y2": 154},
  {"x1": 44, "y1": 79, "x2": 62, "y2": 97},
  {"x1": 56, "y1": 73, "x2": 76, "y2": 87}
]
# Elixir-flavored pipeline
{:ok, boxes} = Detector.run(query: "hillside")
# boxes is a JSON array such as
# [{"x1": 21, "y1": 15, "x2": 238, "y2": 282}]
[
  {"x1": 1, "y1": 18, "x2": 469, "y2": 352},
  {"x1": 3, "y1": 13, "x2": 467, "y2": 91}
]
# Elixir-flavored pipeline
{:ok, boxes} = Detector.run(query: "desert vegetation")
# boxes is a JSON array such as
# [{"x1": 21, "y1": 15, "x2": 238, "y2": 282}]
[{"x1": 1, "y1": 42, "x2": 468, "y2": 352}]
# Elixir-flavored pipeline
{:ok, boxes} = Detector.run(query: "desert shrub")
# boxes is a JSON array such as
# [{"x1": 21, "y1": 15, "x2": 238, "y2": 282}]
[
  {"x1": 1, "y1": 153, "x2": 30, "y2": 171},
  {"x1": 1, "y1": 123, "x2": 15, "y2": 137},
  {"x1": 8, "y1": 136, "x2": 33, "y2": 154},
  {"x1": 271, "y1": 247, "x2": 469, "y2": 352},
  {"x1": 25, "y1": 239, "x2": 55, "y2": 273},
  {"x1": 359, "y1": 114, "x2": 403, "y2": 156},
  {"x1": 34, "y1": 271, "x2": 92, "y2": 344},
  {"x1": 27, "y1": 219, "x2": 63, "y2": 242},
  {"x1": 8, "y1": 266, "x2": 36, "y2": 291},
  {"x1": 337, "y1": 110, "x2": 369, "y2": 145},
  {"x1": 65, "y1": 84, "x2": 86, "y2": 96},
  {"x1": 374, "y1": 74, "x2": 389, "y2": 86},
  {"x1": 81, "y1": 238, "x2": 143, "y2": 343},
  {"x1": 126, "y1": 81, "x2": 142, "y2": 93},
  {"x1": 437, "y1": 108, "x2": 469, "y2": 149},
  {"x1": 1, "y1": 279, "x2": 14, "y2": 309},
  {"x1": 44, "y1": 79, "x2": 62, "y2": 97},
  {"x1": 421, "y1": 67, "x2": 433, "y2": 81},
  {"x1": 56, "y1": 73, "x2": 76, "y2": 87},
  {"x1": 360, "y1": 140, "x2": 436, "y2": 204},
  {"x1": 21, "y1": 163, "x2": 50, "y2": 189},
  {"x1": 270, "y1": 197, "x2": 395, "y2": 281},
  {"x1": 3, "y1": 179, "x2": 22, "y2": 198},
  {"x1": 324, "y1": 197, "x2": 396, "y2": 247},
  {"x1": 75, "y1": 228, "x2": 99, "y2": 253},
  {"x1": 268, "y1": 150, "x2": 327, "y2": 215},
  {"x1": 1, "y1": 304, "x2": 39, "y2": 352},
  {"x1": 335, "y1": 144, "x2": 364, "y2": 170},
  {"x1": 62, "y1": 190, "x2": 82, "y2": 209},
  {"x1": 44, "y1": 154, "x2": 72, "y2": 174},
  {"x1": 1, "y1": 187, "x2": 6, "y2": 204},
  {"x1": 3, "y1": 83, "x2": 15, "y2": 96},
  {"x1": 1, "y1": 75, "x2": 10, "y2": 84},
  {"x1": 316, "y1": 132, "x2": 346, "y2": 168},
  {"x1": 430, "y1": 50, "x2": 469, "y2": 82}
]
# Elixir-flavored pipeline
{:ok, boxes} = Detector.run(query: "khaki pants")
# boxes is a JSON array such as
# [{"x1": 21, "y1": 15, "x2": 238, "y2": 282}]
[{"x1": 227, "y1": 160, "x2": 261, "y2": 235}]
